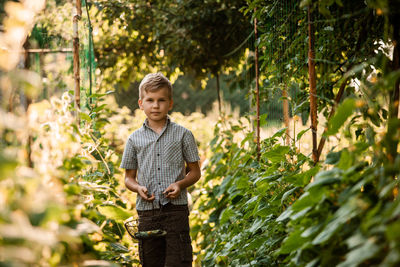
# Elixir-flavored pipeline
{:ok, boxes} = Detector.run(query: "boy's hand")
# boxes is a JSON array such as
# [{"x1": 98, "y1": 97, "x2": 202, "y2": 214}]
[
  {"x1": 163, "y1": 183, "x2": 181, "y2": 199},
  {"x1": 137, "y1": 185, "x2": 155, "y2": 201}
]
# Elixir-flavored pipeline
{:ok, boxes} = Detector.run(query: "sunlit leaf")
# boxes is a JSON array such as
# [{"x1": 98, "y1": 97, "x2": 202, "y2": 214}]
[
  {"x1": 326, "y1": 98, "x2": 356, "y2": 136},
  {"x1": 97, "y1": 205, "x2": 132, "y2": 222}
]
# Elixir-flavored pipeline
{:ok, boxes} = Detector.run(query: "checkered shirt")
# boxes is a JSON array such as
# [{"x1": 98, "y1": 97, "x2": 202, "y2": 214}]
[{"x1": 120, "y1": 117, "x2": 200, "y2": 211}]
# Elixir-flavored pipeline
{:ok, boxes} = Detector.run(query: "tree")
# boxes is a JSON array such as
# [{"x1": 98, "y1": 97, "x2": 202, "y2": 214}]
[{"x1": 92, "y1": 0, "x2": 252, "y2": 112}]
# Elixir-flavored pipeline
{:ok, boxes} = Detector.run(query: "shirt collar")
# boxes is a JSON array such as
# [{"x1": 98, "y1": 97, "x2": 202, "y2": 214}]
[{"x1": 143, "y1": 115, "x2": 171, "y2": 130}]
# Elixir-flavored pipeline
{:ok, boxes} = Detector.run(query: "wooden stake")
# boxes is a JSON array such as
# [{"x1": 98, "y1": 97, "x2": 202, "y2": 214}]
[
  {"x1": 254, "y1": 15, "x2": 261, "y2": 161},
  {"x1": 283, "y1": 87, "x2": 290, "y2": 145},
  {"x1": 73, "y1": 0, "x2": 82, "y2": 119},
  {"x1": 308, "y1": 6, "x2": 318, "y2": 164},
  {"x1": 23, "y1": 39, "x2": 33, "y2": 168},
  {"x1": 216, "y1": 73, "x2": 222, "y2": 114}
]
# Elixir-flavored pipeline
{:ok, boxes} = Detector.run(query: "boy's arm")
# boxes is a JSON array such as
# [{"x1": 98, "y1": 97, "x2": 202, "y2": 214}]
[
  {"x1": 163, "y1": 161, "x2": 201, "y2": 199},
  {"x1": 124, "y1": 169, "x2": 155, "y2": 201}
]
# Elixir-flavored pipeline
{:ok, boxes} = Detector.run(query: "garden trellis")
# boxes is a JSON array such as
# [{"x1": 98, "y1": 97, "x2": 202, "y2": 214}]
[
  {"x1": 252, "y1": 0, "x2": 367, "y2": 163},
  {"x1": 23, "y1": 0, "x2": 95, "y2": 117}
]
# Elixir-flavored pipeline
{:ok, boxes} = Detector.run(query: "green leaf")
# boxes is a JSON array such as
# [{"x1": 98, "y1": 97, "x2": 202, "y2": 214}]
[
  {"x1": 64, "y1": 184, "x2": 82, "y2": 195},
  {"x1": 291, "y1": 188, "x2": 326, "y2": 212},
  {"x1": 249, "y1": 218, "x2": 264, "y2": 232},
  {"x1": 300, "y1": 0, "x2": 312, "y2": 9},
  {"x1": 276, "y1": 207, "x2": 294, "y2": 222},
  {"x1": 110, "y1": 242, "x2": 130, "y2": 253},
  {"x1": 263, "y1": 145, "x2": 290, "y2": 164},
  {"x1": 325, "y1": 151, "x2": 342, "y2": 164},
  {"x1": 255, "y1": 207, "x2": 272, "y2": 218},
  {"x1": 80, "y1": 112, "x2": 92, "y2": 122},
  {"x1": 345, "y1": 232, "x2": 366, "y2": 249},
  {"x1": 97, "y1": 205, "x2": 132, "y2": 221},
  {"x1": 260, "y1": 113, "x2": 268, "y2": 127},
  {"x1": 247, "y1": 236, "x2": 269, "y2": 250},
  {"x1": 305, "y1": 177, "x2": 341, "y2": 190},
  {"x1": 89, "y1": 91, "x2": 114, "y2": 98},
  {"x1": 219, "y1": 207, "x2": 235, "y2": 224},
  {"x1": 93, "y1": 104, "x2": 107, "y2": 113},
  {"x1": 301, "y1": 223, "x2": 324, "y2": 238},
  {"x1": 281, "y1": 187, "x2": 299, "y2": 204},
  {"x1": 326, "y1": 98, "x2": 356, "y2": 136},
  {"x1": 337, "y1": 238, "x2": 380, "y2": 267},
  {"x1": 271, "y1": 128, "x2": 288, "y2": 139},
  {"x1": 312, "y1": 220, "x2": 342, "y2": 245},
  {"x1": 285, "y1": 166, "x2": 319, "y2": 187},
  {"x1": 312, "y1": 200, "x2": 358, "y2": 245},
  {"x1": 296, "y1": 128, "x2": 310, "y2": 141},
  {"x1": 337, "y1": 149, "x2": 353, "y2": 170},
  {"x1": 0, "y1": 153, "x2": 18, "y2": 180},
  {"x1": 278, "y1": 229, "x2": 309, "y2": 254},
  {"x1": 385, "y1": 221, "x2": 400, "y2": 242}
]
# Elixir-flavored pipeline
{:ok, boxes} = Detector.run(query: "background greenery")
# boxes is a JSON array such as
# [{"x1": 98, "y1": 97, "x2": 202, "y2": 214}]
[{"x1": 1, "y1": 0, "x2": 399, "y2": 266}]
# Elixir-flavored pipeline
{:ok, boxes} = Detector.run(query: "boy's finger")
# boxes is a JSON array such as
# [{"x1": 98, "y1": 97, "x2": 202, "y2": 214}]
[
  {"x1": 167, "y1": 191, "x2": 177, "y2": 198},
  {"x1": 142, "y1": 193, "x2": 154, "y2": 201},
  {"x1": 163, "y1": 189, "x2": 172, "y2": 195}
]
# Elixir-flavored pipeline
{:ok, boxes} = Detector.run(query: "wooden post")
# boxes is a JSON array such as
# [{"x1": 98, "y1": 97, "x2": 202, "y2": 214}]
[
  {"x1": 23, "y1": 40, "x2": 33, "y2": 168},
  {"x1": 73, "y1": 0, "x2": 82, "y2": 119},
  {"x1": 308, "y1": 6, "x2": 318, "y2": 164},
  {"x1": 254, "y1": 15, "x2": 261, "y2": 161},
  {"x1": 283, "y1": 86, "x2": 290, "y2": 145},
  {"x1": 216, "y1": 73, "x2": 222, "y2": 114}
]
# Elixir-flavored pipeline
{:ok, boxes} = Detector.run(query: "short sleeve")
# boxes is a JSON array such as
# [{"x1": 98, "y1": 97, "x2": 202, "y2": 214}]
[
  {"x1": 120, "y1": 138, "x2": 138, "y2": 169},
  {"x1": 182, "y1": 130, "x2": 200, "y2": 163}
]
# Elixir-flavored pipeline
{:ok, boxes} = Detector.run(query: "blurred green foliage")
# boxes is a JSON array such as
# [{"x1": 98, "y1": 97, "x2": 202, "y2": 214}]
[{"x1": 193, "y1": 0, "x2": 400, "y2": 266}]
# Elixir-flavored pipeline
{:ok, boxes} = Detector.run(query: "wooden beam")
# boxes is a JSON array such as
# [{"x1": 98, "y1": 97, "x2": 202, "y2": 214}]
[{"x1": 25, "y1": 48, "x2": 73, "y2": 53}]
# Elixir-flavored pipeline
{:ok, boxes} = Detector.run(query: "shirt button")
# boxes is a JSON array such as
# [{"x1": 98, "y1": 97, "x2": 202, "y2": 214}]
[
  {"x1": 157, "y1": 154, "x2": 160, "y2": 156},
  {"x1": 158, "y1": 183, "x2": 161, "y2": 185},
  {"x1": 158, "y1": 168, "x2": 160, "y2": 170}
]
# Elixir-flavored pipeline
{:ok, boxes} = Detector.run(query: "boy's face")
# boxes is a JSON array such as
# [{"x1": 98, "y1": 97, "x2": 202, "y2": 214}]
[{"x1": 138, "y1": 87, "x2": 173, "y2": 124}]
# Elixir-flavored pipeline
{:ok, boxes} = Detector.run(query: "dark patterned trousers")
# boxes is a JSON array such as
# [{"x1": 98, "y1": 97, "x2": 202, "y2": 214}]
[{"x1": 137, "y1": 203, "x2": 192, "y2": 267}]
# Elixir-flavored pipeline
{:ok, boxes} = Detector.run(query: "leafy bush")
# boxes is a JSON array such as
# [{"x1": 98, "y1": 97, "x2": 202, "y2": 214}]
[
  {"x1": 194, "y1": 89, "x2": 400, "y2": 266},
  {"x1": 192, "y1": 116, "x2": 314, "y2": 266}
]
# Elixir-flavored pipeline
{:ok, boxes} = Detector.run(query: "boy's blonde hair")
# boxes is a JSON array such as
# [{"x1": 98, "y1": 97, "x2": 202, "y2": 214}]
[{"x1": 138, "y1": 72, "x2": 172, "y2": 99}]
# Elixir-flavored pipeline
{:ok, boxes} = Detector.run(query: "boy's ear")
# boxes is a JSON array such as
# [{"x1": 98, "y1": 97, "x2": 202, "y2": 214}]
[
  {"x1": 138, "y1": 99, "x2": 143, "y2": 110},
  {"x1": 169, "y1": 99, "x2": 173, "y2": 110}
]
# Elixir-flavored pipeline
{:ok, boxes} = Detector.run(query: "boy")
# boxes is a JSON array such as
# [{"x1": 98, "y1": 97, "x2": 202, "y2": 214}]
[{"x1": 120, "y1": 72, "x2": 201, "y2": 267}]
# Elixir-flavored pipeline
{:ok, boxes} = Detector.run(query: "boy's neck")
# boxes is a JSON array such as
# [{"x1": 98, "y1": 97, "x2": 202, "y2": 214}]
[{"x1": 147, "y1": 117, "x2": 168, "y2": 134}]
